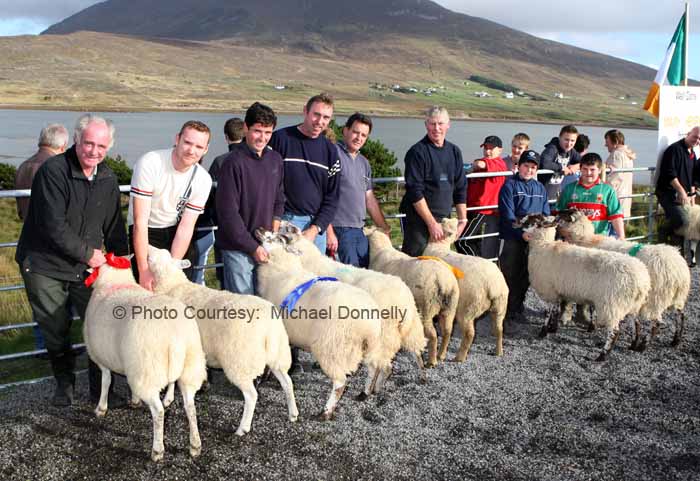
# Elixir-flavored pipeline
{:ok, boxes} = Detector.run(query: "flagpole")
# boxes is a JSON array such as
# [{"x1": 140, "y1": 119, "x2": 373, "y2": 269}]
[{"x1": 685, "y1": 2, "x2": 689, "y2": 86}]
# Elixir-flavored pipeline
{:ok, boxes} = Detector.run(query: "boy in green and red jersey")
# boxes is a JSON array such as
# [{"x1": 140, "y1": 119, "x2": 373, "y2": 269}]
[{"x1": 556, "y1": 152, "x2": 625, "y2": 239}]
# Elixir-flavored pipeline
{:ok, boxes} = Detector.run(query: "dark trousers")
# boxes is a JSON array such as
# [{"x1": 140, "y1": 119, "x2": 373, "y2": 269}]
[
  {"x1": 658, "y1": 192, "x2": 688, "y2": 245},
  {"x1": 499, "y1": 238, "x2": 530, "y2": 315},
  {"x1": 128, "y1": 225, "x2": 195, "y2": 281},
  {"x1": 21, "y1": 268, "x2": 92, "y2": 387},
  {"x1": 335, "y1": 226, "x2": 369, "y2": 268},
  {"x1": 400, "y1": 212, "x2": 431, "y2": 257}
]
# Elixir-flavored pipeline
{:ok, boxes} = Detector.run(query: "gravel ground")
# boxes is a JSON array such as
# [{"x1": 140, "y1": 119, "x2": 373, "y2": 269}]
[{"x1": 1, "y1": 271, "x2": 699, "y2": 481}]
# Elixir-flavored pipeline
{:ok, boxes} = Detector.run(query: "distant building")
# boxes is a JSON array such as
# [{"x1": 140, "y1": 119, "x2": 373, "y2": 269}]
[
  {"x1": 504, "y1": 92, "x2": 514, "y2": 99},
  {"x1": 274, "y1": 85, "x2": 286, "y2": 90},
  {"x1": 554, "y1": 92, "x2": 564, "y2": 99}
]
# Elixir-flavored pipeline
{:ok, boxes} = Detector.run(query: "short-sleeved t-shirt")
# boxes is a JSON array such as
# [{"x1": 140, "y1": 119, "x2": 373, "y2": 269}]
[
  {"x1": 556, "y1": 178, "x2": 623, "y2": 234},
  {"x1": 333, "y1": 142, "x2": 372, "y2": 228},
  {"x1": 127, "y1": 149, "x2": 212, "y2": 228}
]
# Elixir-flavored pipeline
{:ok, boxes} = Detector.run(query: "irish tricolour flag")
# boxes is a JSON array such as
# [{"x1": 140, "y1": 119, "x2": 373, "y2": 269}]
[{"x1": 643, "y1": 13, "x2": 687, "y2": 117}]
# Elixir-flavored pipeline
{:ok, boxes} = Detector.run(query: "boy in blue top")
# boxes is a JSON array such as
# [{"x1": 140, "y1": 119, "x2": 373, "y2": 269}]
[{"x1": 498, "y1": 150, "x2": 550, "y2": 323}]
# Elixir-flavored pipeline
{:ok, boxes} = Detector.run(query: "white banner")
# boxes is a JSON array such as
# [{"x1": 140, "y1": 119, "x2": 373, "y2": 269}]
[{"x1": 655, "y1": 86, "x2": 700, "y2": 183}]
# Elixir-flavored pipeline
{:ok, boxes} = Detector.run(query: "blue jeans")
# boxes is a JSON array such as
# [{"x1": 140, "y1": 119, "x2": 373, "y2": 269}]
[
  {"x1": 282, "y1": 213, "x2": 327, "y2": 252},
  {"x1": 335, "y1": 226, "x2": 369, "y2": 268},
  {"x1": 189, "y1": 231, "x2": 214, "y2": 285},
  {"x1": 221, "y1": 249, "x2": 256, "y2": 295}
]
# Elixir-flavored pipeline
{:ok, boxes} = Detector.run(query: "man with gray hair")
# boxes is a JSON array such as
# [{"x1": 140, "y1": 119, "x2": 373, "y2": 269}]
[
  {"x1": 16, "y1": 114, "x2": 128, "y2": 407},
  {"x1": 15, "y1": 124, "x2": 69, "y2": 220},
  {"x1": 399, "y1": 106, "x2": 467, "y2": 256}
]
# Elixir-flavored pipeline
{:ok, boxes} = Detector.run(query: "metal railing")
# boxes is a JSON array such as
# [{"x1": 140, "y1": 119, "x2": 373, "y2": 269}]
[{"x1": 0, "y1": 167, "x2": 659, "y2": 369}]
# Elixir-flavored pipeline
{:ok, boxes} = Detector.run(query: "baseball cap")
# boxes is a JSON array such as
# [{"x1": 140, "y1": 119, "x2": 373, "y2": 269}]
[
  {"x1": 519, "y1": 150, "x2": 540, "y2": 166},
  {"x1": 480, "y1": 135, "x2": 503, "y2": 148}
]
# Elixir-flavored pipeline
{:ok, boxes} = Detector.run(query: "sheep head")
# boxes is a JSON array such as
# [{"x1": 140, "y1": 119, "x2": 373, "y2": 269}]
[
  {"x1": 363, "y1": 226, "x2": 392, "y2": 249},
  {"x1": 146, "y1": 245, "x2": 191, "y2": 288},
  {"x1": 514, "y1": 214, "x2": 557, "y2": 242},
  {"x1": 555, "y1": 209, "x2": 593, "y2": 242},
  {"x1": 85, "y1": 253, "x2": 136, "y2": 289},
  {"x1": 254, "y1": 228, "x2": 301, "y2": 256},
  {"x1": 439, "y1": 218, "x2": 461, "y2": 244},
  {"x1": 276, "y1": 221, "x2": 318, "y2": 256}
]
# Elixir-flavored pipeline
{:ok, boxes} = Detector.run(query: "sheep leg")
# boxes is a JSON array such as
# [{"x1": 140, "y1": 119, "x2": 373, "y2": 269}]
[
  {"x1": 671, "y1": 310, "x2": 685, "y2": 347},
  {"x1": 129, "y1": 392, "x2": 142, "y2": 409},
  {"x1": 318, "y1": 379, "x2": 346, "y2": 421},
  {"x1": 424, "y1": 321, "x2": 439, "y2": 367},
  {"x1": 453, "y1": 319, "x2": 475, "y2": 363},
  {"x1": 493, "y1": 311, "x2": 504, "y2": 357},
  {"x1": 145, "y1": 395, "x2": 166, "y2": 462},
  {"x1": 560, "y1": 301, "x2": 574, "y2": 326},
  {"x1": 162, "y1": 382, "x2": 175, "y2": 408},
  {"x1": 630, "y1": 318, "x2": 642, "y2": 351},
  {"x1": 270, "y1": 368, "x2": 299, "y2": 422},
  {"x1": 357, "y1": 366, "x2": 381, "y2": 400},
  {"x1": 95, "y1": 367, "x2": 111, "y2": 417},
  {"x1": 178, "y1": 380, "x2": 202, "y2": 457},
  {"x1": 436, "y1": 312, "x2": 454, "y2": 362},
  {"x1": 538, "y1": 307, "x2": 557, "y2": 338},
  {"x1": 235, "y1": 380, "x2": 258, "y2": 436},
  {"x1": 547, "y1": 306, "x2": 560, "y2": 333},
  {"x1": 374, "y1": 365, "x2": 392, "y2": 393},
  {"x1": 595, "y1": 326, "x2": 621, "y2": 362}
]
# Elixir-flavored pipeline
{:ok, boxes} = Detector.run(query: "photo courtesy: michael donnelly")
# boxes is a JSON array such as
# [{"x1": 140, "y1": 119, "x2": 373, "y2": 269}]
[{"x1": 271, "y1": 305, "x2": 407, "y2": 322}]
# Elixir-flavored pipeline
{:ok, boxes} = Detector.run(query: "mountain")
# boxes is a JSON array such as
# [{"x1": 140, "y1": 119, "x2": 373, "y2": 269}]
[
  {"x1": 0, "y1": 0, "x2": 660, "y2": 125},
  {"x1": 43, "y1": 0, "x2": 652, "y2": 82}
]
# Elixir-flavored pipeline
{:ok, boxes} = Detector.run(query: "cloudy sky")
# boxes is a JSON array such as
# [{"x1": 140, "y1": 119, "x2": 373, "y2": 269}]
[{"x1": 0, "y1": 0, "x2": 698, "y2": 78}]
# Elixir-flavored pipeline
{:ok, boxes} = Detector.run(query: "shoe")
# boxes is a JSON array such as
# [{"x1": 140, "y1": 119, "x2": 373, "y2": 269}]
[
  {"x1": 288, "y1": 362, "x2": 304, "y2": 376},
  {"x1": 52, "y1": 381, "x2": 74, "y2": 407}
]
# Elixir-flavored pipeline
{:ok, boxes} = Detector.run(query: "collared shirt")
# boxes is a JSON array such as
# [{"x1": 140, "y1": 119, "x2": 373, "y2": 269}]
[{"x1": 333, "y1": 142, "x2": 372, "y2": 228}]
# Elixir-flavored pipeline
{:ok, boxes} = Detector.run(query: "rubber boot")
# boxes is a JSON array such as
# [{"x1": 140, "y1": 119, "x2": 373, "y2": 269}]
[{"x1": 49, "y1": 351, "x2": 75, "y2": 407}]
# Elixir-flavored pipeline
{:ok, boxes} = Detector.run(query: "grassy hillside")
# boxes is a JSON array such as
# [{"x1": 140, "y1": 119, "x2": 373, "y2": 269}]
[{"x1": 0, "y1": 32, "x2": 655, "y2": 127}]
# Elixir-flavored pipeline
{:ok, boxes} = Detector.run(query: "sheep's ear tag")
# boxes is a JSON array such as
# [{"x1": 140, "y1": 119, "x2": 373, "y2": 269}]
[
  {"x1": 85, "y1": 267, "x2": 100, "y2": 288},
  {"x1": 106, "y1": 253, "x2": 132, "y2": 269},
  {"x1": 178, "y1": 259, "x2": 191, "y2": 269}
]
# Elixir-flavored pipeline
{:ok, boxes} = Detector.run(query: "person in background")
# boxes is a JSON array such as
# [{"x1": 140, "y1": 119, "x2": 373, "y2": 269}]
[
  {"x1": 399, "y1": 106, "x2": 467, "y2": 256},
  {"x1": 498, "y1": 150, "x2": 549, "y2": 324},
  {"x1": 15, "y1": 114, "x2": 128, "y2": 407},
  {"x1": 332, "y1": 112, "x2": 391, "y2": 267},
  {"x1": 128, "y1": 121, "x2": 213, "y2": 290},
  {"x1": 503, "y1": 132, "x2": 530, "y2": 172},
  {"x1": 655, "y1": 126, "x2": 700, "y2": 249},
  {"x1": 15, "y1": 123, "x2": 69, "y2": 352},
  {"x1": 562, "y1": 133, "x2": 589, "y2": 189},
  {"x1": 604, "y1": 129, "x2": 636, "y2": 219},
  {"x1": 540, "y1": 125, "x2": 581, "y2": 201},
  {"x1": 459, "y1": 135, "x2": 506, "y2": 259},
  {"x1": 197, "y1": 117, "x2": 244, "y2": 286}
]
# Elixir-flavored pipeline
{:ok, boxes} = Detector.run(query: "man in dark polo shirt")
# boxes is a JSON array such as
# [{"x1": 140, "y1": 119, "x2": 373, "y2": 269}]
[
  {"x1": 399, "y1": 106, "x2": 467, "y2": 256},
  {"x1": 655, "y1": 126, "x2": 700, "y2": 248},
  {"x1": 216, "y1": 102, "x2": 285, "y2": 294}
]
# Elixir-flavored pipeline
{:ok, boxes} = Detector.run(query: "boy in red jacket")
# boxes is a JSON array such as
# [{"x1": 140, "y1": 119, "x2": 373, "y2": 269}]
[{"x1": 458, "y1": 135, "x2": 508, "y2": 258}]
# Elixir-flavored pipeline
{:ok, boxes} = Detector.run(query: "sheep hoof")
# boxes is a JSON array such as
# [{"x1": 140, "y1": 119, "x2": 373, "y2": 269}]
[
  {"x1": 494, "y1": 350, "x2": 503, "y2": 357},
  {"x1": 538, "y1": 326, "x2": 549, "y2": 338},
  {"x1": 671, "y1": 337, "x2": 681, "y2": 348},
  {"x1": 587, "y1": 324, "x2": 595, "y2": 333},
  {"x1": 546, "y1": 322, "x2": 558, "y2": 334},
  {"x1": 450, "y1": 356, "x2": 466, "y2": 363},
  {"x1": 634, "y1": 341, "x2": 647, "y2": 353},
  {"x1": 235, "y1": 427, "x2": 249, "y2": 436},
  {"x1": 629, "y1": 341, "x2": 638, "y2": 351},
  {"x1": 289, "y1": 414, "x2": 299, "y2": 423},
  {"x1": 425, "y1": 359, "x2": 438, "y2": 368},
  {"x1": 95, "y1": 407, "x2": 107, "y2": 418},
  {"x1": 151, "y1": 450, "x2": 164, "y2": 462},
  {"x1": 128, "y1": 399, "x2": 142, "y2": 409},
  {"x1": 594, "y1": 352, "x2": 607, "y2": 362},
  {"x1": 316, "y1": 411, "x2": 334, "y2": 421},
  {"x1": 190, "y1": 444, "x2": 202, "y2": 458},
  {"x1": 355, "y1": 392, "x2": 369, "y2": 402}
]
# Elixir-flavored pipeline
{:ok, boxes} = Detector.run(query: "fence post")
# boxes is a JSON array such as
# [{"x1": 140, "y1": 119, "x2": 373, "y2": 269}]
[{"x1": 647, "y1": 178, "x2": 655, "y2": 243}]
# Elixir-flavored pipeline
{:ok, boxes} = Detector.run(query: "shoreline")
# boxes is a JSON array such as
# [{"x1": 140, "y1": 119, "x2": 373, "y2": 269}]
[{"x1": 0, "y1": 104, "x2": 656, "y2": 131}]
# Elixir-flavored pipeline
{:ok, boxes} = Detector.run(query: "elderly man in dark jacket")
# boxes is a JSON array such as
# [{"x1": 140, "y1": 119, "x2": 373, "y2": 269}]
[{"x1": 16, "y1": 114, "x2": 128, "y2": 407}]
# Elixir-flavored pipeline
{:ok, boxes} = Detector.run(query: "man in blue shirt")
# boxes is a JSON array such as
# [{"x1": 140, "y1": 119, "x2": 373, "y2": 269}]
[
  {"x1": 399, "y1": 106, "x2": 467, "y2": 256},
  {"x1": 333, "y1": 113, "x2": 391, "y2": 267},
  {"x1": 269, "y1": 93, "x2": 341, "y2": 253}
]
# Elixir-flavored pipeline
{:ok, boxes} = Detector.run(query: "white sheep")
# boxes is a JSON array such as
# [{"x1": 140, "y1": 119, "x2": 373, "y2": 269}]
[
  {"x1": 364, "y1": 227, "x2": 460, "y2": 367},
  {"x1": 518, "y1": 215, "x2": 651, "y2": 361},
  {"x1": 557, "y1": 209, "x2": 690, "y2": 349},
  {"x1": 275, "y1": 222, "x2": 426, "y2": 392},
  {"x1": 146, "y1": 246, "x2": 299, "y2": 436},
  {"x1": 254, "y1": 228, "x2": 386, "y2": 420},
  {"x1": 675, "y1": 203, "x2": 700, "y2": 265},
  {"x1": 83, "y1": 254, "x2": 207, "y2": 461},
  {"x1": 422, "y1": 218, "x2": 508, "y2": 360}
]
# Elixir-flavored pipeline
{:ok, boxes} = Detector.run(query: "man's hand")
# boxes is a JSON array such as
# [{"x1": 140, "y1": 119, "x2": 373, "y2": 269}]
[
  {"x1": 522, "y1": 232, "x2": 533, "y2": 242},
  {"x1": 87, "y1": 249, "x2": 106, "y2": 268},
  {"x1": 139, "y1": 267, "x2": 155, "y2": 292},
  {"x1": 252, "y1": 246, "x2": 269, "y2": 264},
  {"x1": 379, "y1": 223, "x2": 391, "y2": 236},
  {"x1": 428, "y1": 220, "x2": 445, "y2": 242},
  {"x1": 678, "y1": 190, "x2": 690, "y2": 205},
  {"x1": 326, "y1": 229, "x2": 338, "y2": 255},
  {"x1": 302, "y1": 227, "x2": 318, "y2": 243}
]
